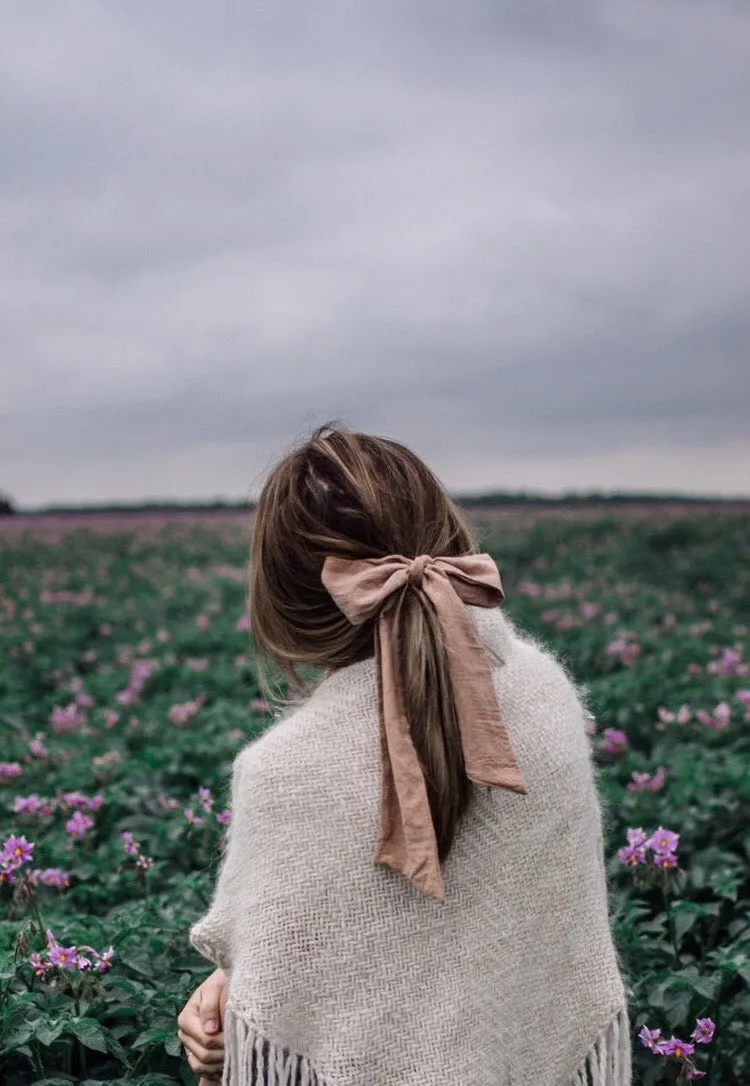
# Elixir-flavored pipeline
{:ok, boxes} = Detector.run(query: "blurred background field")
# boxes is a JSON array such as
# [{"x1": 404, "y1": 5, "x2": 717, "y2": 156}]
[{"x1": 1, "y1": 504, "x2": 749, "y2": 1084}]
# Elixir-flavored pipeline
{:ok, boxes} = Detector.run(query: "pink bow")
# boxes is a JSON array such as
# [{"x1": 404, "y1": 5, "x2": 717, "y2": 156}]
[{"x1": 322, "y1": 553, "x2": 527, "y2": 902}]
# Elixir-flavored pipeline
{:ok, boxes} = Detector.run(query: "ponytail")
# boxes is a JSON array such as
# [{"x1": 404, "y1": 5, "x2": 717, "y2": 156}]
[{"x1": 390, "y1": 584, "x2": 473, "y2": 863}]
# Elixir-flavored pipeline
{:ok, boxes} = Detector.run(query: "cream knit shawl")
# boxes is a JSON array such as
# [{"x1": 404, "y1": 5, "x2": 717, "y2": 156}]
[{"x1": 190, "y1": 605, "x2": 631, "y2": 1085}]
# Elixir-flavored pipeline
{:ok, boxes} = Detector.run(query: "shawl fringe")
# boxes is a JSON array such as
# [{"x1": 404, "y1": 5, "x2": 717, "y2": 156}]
[
  {"x1": 570, "y1": 1006, "x2": 631, "y2": 1085},
  {"x1": 222, "y1": 1005, "x2": 630, "y2": 1086},
  {"x1": 223, "y1": 1008, "x2": 327, "y2": 1086}
]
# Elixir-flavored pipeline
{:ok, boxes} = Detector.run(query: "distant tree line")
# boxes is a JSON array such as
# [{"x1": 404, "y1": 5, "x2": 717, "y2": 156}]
[
  {"x1": 5, "y1": 491, "x2": 747, "y2": 517},
  {"x1": 451, "y1": 490, "x2": 743, "y2": 507}
]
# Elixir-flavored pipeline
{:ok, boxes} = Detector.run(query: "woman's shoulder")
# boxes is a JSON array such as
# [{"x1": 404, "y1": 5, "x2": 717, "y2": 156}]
[
  {"x1": 471, "y1": 605, "x2": 589, "y2": 712},
  {"x1": 232, "y1": 659, "x2": 379, "y2": 783}
]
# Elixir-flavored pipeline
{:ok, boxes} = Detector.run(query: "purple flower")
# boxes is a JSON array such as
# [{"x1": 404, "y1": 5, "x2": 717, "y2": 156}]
[
  {"x1": 36, "y1": 868, "x2": 71, "y2": 889},
  {"x1": 691, "y1": 1018, "x2": 715, "y2": 1045},
  {"x1": 686, "y1": 1069, "x2": 706, "y2": 1080},
  {"x1": 29, "y1": 952, "x2": 50, "y2": 979},
  {"x1": 707, "y1": 702, "x2": 731, "y2": 730},
  {"x1": 156, "y1": 793, "x2": 178, "y2": 811},
  {"x1": 95, "y1": 947, "x2": 115, "y2": 973},
  {"x1": 121, "y1": 831, "x2": 140, "y2": 855},
  {"x1": 627, "y1": 771, "x2": 650, "y2": 793},
  {"x1": 48, "y1": 943, "x2": 79, "y2": 971},
  {"x1": 647, "y1": 827, "x2": 679, "y2": 853},
  {"x1": 646, "y1": 766, "x2": 666, "y2": 792},
  {"x1": 661, "y1": 1036, "x2": 695, "y2": 1058},
  {"x1": 216, "y1": 810, "x2": 232, "y2": 825},
  {"x1": 618, "y1": 845, "x2": 647, "y2": 867},
  {"x1": 28, "y1": 739, "x2": 48, "y2": 757},
  {"x1": 13, "y1": 795, "x2": 42, "y2": 815},
  {"x1": 638, "y1": 1025, "x2": 662, "y2": 1050},
  {"x1": 606, "y1": 637, "x2": 641, "y2": 667},
  {"x1": 65, "y1": 811, "x2": 94, "y2": 838},
  {"x1": 600, "y1": 728, "x2": 629, "y2": 756},
  {"x1": 131, "y1": 660, "x2": 155, "y2": 682},
  {"x1": 184, "y1": 808, "x2": 203, "y2": 826},
  {"x1": 198, "y1": 787, "x2": 214, "y2": 813},
  {"x1": 61, "y1": 791, "x2": 88, "y2": 811},
  {"x1": 76, "y1": 955, "x2": 92, "y2": 972},
  {"x1": 169, "y1": 699, "x2": 202, "y2": 726},
  {"x1": 50, "y1": 703, "x2": 87, "y2": 733},
  {"x1": 0, "y1": 762, "x2": 22, "y2": 781},
  {"x1": 2, "y1": 835, "x2": 35, "y2": 869},
  {"x1": 136, "y1": 855, "x2": 153, "y2": 871},
  {"x1": 707, "y1": 648, "x2": 746, "y2": 678},
  {"x1": 653, "y1": 851, "x2": 678, "y2": 870},
  {"x1": 626, "y1": 828, "x2": 648, "y2": 848}
]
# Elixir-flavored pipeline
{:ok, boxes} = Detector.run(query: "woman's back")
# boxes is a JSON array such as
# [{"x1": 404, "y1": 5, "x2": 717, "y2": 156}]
[{"x1": 191, "y1": 604, "x2": 630, "y2": 1085}]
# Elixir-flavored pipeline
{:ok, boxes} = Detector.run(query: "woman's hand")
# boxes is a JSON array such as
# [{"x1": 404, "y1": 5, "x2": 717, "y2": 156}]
[{"x1": 177, "y1": 967, "x2": 229, "y2": 1082}]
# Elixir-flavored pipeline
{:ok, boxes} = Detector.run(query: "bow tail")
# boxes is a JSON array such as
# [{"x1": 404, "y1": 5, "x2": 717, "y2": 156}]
[
  {"x1": 429, "y1": 577, "x2": 528, "y2": 796},
  {"x1": 372, "y1": 615, "x2": 446, "y2": 902}
]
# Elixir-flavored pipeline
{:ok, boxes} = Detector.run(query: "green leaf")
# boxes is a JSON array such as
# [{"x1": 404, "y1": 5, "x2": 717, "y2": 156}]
[
  {"x1": 30, "y1": 1079, "x2": 78, "y2": 1086},
  {"x1": 737, "y1": 962, "x2": 750, "y2": 986},
  {"x1": 164, "y1": 1032, "x2": 182, "y2": 1057},
  {"x1": 69, "y1": 1016, "x2": 109, "y2": 1054},
  {"x1": 672, "y1": 903, "x2": 701, "y2": 944},
  {"x1": 35, "y1": 1020, "x2": 65, "y2": 1047},
  {"x1": 132, "y1": 1026, "x2": 169, "y2": 1050},
  {"x1": 0, "y1": 1022, "x2": 35, "y2": 1054},
  {"x1": 663, "y1": 987, "x2": 692, "y2": 1029}
]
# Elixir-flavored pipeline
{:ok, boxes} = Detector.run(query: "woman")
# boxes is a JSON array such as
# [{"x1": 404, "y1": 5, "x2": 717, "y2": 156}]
[{"x1": 178, "y1": 422, "x2": 631, "y2": 1085}]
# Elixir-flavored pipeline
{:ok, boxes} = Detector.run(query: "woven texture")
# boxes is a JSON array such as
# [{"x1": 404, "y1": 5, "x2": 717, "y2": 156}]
[{"x1": 190, "y1": 605, "x2": 631, "y2": 1085}]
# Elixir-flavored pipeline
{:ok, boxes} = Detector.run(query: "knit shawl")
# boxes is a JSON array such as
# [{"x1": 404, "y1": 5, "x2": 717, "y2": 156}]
[{"x1": 190, "y1": 605, "x2": 632, "y2": 1085}]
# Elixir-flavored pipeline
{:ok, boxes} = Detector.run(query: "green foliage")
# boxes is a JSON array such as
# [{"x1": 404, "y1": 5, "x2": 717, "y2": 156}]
[{"x1": 0, "y1": 511, "x2": 748, "y2": 1083}]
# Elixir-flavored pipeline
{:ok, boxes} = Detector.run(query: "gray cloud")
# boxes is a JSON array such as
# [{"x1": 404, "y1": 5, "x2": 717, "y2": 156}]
[{"x1": 1, "y1": 0, "x2": 749, "y2": 505}]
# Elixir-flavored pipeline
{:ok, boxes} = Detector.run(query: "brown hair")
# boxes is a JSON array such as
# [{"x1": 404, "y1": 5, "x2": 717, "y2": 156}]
[{"x1": 249, "y1": 420, "x2": 482, "y2": 863}]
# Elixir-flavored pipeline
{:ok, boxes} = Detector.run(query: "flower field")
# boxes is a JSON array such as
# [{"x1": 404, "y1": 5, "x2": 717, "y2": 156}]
[{"x1": 1, "y1": 508, "x2": 749, "y2": 1085}]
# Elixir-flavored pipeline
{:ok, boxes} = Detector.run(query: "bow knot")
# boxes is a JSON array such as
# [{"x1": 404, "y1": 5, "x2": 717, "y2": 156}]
[
  {"x1": 321, "y1": 552, "x2": 527, "y2": 903},
  {"x1": 406, "y1": 554, "x2": 432, "y2": 587}
]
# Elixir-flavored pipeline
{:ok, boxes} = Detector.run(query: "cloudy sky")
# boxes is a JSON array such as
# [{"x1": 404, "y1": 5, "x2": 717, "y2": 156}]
[{"x1": 2, "y1": 1, "x2": 749, "y2": 507}]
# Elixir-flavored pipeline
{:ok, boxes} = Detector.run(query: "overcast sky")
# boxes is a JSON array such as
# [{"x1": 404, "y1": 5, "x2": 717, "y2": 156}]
[{"x1": 2, "y1": 1, "x2": 749, "y2": 507}]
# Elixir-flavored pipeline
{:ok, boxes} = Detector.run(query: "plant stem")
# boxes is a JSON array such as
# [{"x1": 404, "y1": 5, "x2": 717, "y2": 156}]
[
  {"x1": 706, "y1": 972, "x2": 726, "y2": 1081},
  {"x1": 23, "y1": 878, "x2": 47, "y2": 941},
  {"x1": 663, "y1": 875, "x2": 680, "y2": 967}
]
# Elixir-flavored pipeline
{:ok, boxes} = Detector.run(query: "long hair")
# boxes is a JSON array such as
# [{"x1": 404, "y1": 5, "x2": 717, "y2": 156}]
[{"x1": 249, "y1": 420, "x2": 482, "y2": 862}]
